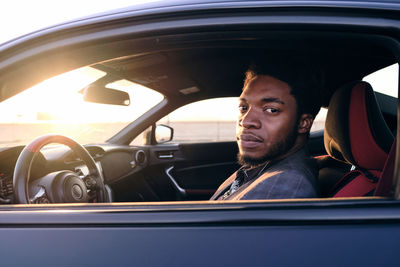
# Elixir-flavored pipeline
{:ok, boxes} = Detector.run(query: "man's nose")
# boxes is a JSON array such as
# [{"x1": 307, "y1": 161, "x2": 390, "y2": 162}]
[{"x1": 239, "y1": 107, "x2": 261, "y2": 129}]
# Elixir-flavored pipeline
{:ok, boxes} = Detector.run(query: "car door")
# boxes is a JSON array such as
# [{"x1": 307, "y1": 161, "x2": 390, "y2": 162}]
[
  {"x1": 146, "y1": 140, "x2": 239, "y2": 200},
  {"x1": 2, "y1": 1, "x2": 400, "y2": 267}
]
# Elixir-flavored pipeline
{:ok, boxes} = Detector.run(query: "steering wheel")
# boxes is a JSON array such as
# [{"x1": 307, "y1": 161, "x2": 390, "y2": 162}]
[{"x1": 13, "y1": 134, "x2": 110, "y2": 204}]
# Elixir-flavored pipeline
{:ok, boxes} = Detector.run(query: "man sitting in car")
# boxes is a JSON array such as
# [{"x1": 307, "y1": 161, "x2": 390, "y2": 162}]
[{"x1": 211, "y1": 59, "x2": 321, "y2": 200}]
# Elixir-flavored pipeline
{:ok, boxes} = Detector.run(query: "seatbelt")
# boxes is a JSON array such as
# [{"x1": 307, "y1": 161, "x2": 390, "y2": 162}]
[{"x1": 374, "y1": 140, "x2": 396, "y2": 197}]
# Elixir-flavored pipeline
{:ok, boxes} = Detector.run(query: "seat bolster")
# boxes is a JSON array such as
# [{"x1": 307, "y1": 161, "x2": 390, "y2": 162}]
[{"x1": 333, "y1": 170, "x2": 381, "y2": 198}]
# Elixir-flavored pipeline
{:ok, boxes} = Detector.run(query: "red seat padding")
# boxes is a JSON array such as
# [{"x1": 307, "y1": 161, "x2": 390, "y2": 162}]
[{"x1": 348, "y1": 83, "x2": 389, "y2": 170}]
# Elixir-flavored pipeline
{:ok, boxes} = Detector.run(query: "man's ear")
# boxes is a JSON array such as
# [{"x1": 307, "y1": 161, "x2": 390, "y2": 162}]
[{"x1": 298, "y1": 114, "x2": 314, "y2": 134}]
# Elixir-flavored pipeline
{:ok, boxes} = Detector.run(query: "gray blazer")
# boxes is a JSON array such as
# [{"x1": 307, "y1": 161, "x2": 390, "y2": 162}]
[{"x1": 210, "y1": 148, "x2": 319, "y2": 200}]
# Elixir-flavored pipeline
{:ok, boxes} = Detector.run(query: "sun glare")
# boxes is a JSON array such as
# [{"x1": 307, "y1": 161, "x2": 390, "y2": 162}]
[
  {"x1": 0, "y1": 66, "x2": 164, "y2": 145},
  {"x1": 0, "y1": 67, "x2": 164, "y2": 124},
  {"x1": 0, "y1": 67, "x2": 106, "y2": 123}
]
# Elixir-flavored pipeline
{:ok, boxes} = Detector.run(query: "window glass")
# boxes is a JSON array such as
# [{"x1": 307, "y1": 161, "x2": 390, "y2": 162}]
[
  {"x1": 160, "y1": 97, "x2": 238, "y2": 143},
  {"x1": 311, "y1": 108, "x2": 327, "y2": 132},
  {"x1": 311, "y1": 63, "x2": 399, "y2": 135},
  {"x1": 363, "y1": 63, "x2": 398, "y2": 98},
  {"x1": 0, "y1": 67, "x2": 164, "y2": 146}
]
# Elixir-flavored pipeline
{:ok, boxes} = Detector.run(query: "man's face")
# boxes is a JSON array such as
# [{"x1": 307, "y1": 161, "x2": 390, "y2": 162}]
[{"x1": 236, "y1": 75, "x2": 300, "y2": 166}]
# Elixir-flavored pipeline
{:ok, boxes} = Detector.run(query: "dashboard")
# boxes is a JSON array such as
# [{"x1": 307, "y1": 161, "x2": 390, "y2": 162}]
[{"x1": 0, "y1": 143, "x2": 150, "y2": 204}]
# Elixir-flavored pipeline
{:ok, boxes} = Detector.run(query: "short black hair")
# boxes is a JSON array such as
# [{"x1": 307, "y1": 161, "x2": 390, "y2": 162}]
[{"x1": 244, "y1": 57, "x2": 323, "y2": 118}]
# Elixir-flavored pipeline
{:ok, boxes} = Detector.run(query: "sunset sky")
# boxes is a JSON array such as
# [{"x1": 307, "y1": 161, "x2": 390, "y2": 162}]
[{"x1": 0, "y1": 0, "x2": 158, "y2": 45}]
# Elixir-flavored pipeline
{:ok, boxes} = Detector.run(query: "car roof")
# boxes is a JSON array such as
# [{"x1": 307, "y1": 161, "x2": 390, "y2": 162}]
[{"x1": 2, "y1": 0, "x2": 400, "y2": 48}]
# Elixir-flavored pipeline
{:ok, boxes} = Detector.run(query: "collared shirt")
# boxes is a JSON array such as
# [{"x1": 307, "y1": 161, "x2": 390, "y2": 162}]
[{"x1": 219, "y1": 163, "x2": 269, "y2": 200}]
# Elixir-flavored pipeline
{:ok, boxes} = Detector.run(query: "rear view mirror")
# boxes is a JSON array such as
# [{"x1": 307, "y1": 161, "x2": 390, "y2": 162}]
[
  {"x1": 82, "y1": 84, "x2": 130, "y2": 106},
  {"x1": 155, "y1": 124, "x2": 173, "y2": 144}
]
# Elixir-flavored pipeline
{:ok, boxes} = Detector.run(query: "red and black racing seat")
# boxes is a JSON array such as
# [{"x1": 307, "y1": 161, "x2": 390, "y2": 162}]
[{"x1": 322, "y1": 81, "x2": 394, "y2": 197}]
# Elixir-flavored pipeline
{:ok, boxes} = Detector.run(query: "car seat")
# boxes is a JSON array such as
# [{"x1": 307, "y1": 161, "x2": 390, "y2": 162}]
[{"x1": 322, "y1": 81, "x2": 394, "y2": 197}]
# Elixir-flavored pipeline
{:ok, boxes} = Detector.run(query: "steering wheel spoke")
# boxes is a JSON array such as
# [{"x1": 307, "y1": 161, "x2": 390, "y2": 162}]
[
  {"x1": 29, "y1": 186, "x2": 50, "y2": 204},
  {"x1": 83, "y1": 175, "x2": 97, "y2": 190}
]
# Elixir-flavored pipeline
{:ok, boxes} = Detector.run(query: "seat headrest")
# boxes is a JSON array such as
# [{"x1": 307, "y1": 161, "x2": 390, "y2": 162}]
[{"x1": 324, "y1": 81, "x2": 393, "y2": 170}]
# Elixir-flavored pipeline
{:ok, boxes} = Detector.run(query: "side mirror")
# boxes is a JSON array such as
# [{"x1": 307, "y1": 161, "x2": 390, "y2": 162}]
[
  {"x1": 155, "y1": 124, "x2": 173, "y2": 144},
  {"x1": 82, "y1": 84, "x2": 130, "y2": 106}
]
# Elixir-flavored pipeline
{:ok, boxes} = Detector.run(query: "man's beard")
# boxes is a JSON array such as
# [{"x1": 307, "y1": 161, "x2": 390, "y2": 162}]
[{"x1": 237, "y1": 125, "x2": 298, "y2": 168}]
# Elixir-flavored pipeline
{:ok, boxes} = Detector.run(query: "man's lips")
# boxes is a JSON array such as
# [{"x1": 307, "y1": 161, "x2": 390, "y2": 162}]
[
  {"x1": 239, "y1": 133, "x2": 263, "y2": 142},
  {"x1": 238, "y1": 133, "x2": 263, "y2": 149}
]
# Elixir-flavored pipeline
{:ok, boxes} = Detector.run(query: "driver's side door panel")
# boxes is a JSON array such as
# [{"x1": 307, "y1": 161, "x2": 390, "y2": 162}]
[{"x1": 144, "y1": 141, "x2": 239, "y2": 201}]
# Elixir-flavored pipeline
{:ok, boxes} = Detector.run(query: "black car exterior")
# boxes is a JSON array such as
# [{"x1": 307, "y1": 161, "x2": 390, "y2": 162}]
[{"x1": 0, "y1": 1, "x2": 400, "y2": 266}]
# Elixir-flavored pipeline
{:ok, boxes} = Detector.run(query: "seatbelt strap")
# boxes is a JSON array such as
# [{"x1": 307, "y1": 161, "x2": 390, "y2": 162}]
[{"x1": 375, "y1": 140, "x2": 396, "y2": 197}]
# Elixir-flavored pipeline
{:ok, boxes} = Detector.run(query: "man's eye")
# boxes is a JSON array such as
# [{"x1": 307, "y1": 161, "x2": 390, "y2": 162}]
[
  {"x1": 238, "y1": 105, "x2": 248, "y2": 112},
  {"x1": 265, "y1": 108, "x2": 279, "y2": 114}
]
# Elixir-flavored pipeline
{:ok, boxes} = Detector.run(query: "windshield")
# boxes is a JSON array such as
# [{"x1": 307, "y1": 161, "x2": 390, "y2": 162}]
[{"x1": 0, "y1": 67, "x2": 164, "y2": 147}]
